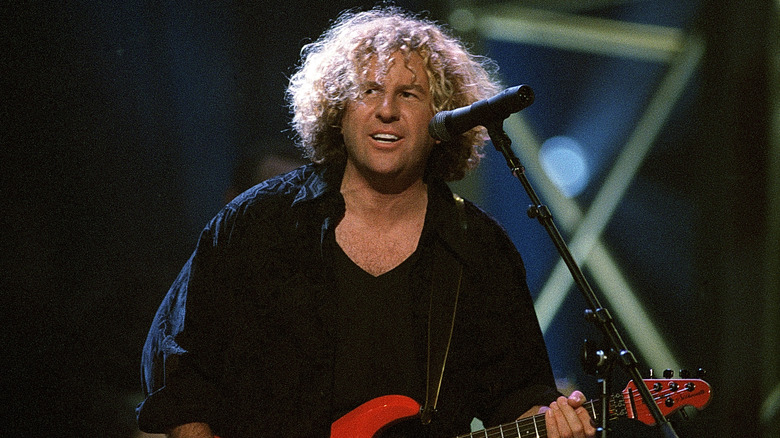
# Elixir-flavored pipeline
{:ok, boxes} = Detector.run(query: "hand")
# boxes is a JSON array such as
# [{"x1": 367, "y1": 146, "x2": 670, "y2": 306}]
[
  {"x1": 166, "y1": 422, "x2": 214, "y2": 438},
  {"x1": 540, "y1": 391, "x2": 596, "y2": 438}
]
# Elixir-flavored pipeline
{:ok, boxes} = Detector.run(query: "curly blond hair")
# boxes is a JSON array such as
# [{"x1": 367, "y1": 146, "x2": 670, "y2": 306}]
[{"x1": 286, "y1": 6, "x2": 501, "y2": 181}]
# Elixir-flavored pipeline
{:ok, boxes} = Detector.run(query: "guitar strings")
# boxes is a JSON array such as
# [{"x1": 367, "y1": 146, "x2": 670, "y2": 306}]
[{"x1": 458, "y1": 382, "x2": 693, "y2": 438}]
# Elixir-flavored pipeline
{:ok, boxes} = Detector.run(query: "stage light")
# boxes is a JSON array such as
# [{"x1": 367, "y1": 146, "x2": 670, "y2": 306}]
[{"x1": 539, "y1": 135, "x2": 590, "y2": 198}]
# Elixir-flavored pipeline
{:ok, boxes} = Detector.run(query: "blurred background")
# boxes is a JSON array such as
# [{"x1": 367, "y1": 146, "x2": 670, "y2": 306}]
[{"x1": 4, "y1": 0, "x2": 778, "y2": 436}]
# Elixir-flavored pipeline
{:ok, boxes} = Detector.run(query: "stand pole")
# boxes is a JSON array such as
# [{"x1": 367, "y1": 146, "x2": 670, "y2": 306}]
[
  {"x1": 581, "y1": 338, "x2": 613, "y2": 437},
  {"x1": 485, "y1": 121, "x2": 680, "y2": 438},
  {"x1": 599, "y1": 377, "x2": 610, "y2": 438}
]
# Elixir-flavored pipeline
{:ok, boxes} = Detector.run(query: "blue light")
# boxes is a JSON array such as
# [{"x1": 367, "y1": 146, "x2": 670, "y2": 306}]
[{"x1": 539, "y1": 136, "x2": 590, "y2": 198}]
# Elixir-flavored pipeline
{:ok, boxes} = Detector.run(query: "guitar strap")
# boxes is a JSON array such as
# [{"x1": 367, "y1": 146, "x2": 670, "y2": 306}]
[{"x1": 420, "y1": 193, "x2": 467, "y2": 425}]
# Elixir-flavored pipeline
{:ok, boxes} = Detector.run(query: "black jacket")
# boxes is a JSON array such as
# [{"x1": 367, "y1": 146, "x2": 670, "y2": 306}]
[{"x1": 137, "y1": 163, "x2": 559, "y2": 437}]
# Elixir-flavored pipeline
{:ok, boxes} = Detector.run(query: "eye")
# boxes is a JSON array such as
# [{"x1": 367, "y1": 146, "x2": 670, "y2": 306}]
[
  {"x1": 400, "y1": 90, "x2": 419, "y2": 99},
  {"x1": 359, "y1": 86, "x2": 382, "y2": 100}
]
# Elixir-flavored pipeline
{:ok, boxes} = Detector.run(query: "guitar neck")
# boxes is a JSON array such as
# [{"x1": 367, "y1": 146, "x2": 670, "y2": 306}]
[{"x1": 455, "y1": 395, "x2": 623, "y2": 438}]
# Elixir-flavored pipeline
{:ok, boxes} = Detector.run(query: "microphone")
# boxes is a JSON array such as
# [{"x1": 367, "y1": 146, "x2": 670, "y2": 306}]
[{"x1": 428, "y1": 84, "x2": 534, "y2": 142}]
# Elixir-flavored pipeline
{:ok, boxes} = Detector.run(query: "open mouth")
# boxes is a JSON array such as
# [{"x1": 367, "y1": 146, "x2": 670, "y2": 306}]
[{"x1": 371, "y1": 133, "x2": 401, "y2": 143}]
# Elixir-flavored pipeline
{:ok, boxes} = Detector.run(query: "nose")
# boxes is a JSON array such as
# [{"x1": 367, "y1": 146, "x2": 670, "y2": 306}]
[{"x1": 375, "y1": 94, "x2": 400, "y2": 122}]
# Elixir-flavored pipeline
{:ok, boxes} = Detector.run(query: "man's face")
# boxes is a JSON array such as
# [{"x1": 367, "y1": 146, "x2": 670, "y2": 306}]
[{"x1": 340, "y1": 51, "x2": 438, "y2": 190}]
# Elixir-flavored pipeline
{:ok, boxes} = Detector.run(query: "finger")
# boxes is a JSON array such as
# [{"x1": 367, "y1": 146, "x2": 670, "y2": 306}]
[
  {"x1": 575, "y1": 406, "x2": 597, "y2": 437},
  {"x1": 567, "y1": 390, "x2": 586, "y2": 408},
  {"x1": 544, "y1": 403, "x2": 560, "y2": 438},
  {"x1": 552, "y1": 397, "x2": 577, "y2": 437},
  {"x1": 557, "y1": 396, "x2": 587, "y2": 437}
]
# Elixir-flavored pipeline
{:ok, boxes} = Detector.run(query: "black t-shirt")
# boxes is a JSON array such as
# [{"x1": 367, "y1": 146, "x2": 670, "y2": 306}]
[{"x1": 331, "y1": 242, "x2": 425, "y2": 420}]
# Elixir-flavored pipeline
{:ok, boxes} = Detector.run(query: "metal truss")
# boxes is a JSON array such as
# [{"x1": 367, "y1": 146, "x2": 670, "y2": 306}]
[{"x1": 471, "y1": 4, "x2": 705, "y2": 371}]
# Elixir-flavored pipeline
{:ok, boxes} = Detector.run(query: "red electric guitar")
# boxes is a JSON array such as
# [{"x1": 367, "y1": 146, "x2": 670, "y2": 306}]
[{"x1": 330, "y1": 378, "x2": 712, "y2": 438}]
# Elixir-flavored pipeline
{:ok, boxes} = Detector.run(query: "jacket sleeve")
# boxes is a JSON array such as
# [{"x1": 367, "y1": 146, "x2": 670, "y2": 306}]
[{"x1": 136, "y1": 209, "x2": 238, "y2": 433}]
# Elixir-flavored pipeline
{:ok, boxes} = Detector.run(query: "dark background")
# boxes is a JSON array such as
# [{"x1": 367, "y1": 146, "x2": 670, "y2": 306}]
[{"x1": 3, "y1": 1, "x2": 776, "y2": 437}]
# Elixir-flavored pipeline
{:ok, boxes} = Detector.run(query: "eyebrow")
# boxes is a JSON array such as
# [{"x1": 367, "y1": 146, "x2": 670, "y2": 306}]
[{"x1": 362, "y1": 81, "x2": 427, "y2": 94}]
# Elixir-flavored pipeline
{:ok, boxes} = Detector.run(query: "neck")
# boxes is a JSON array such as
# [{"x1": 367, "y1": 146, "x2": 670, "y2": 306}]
[
  {"x1": 456, "y1": 399, "x2": 604, "y2": 438},
  {"x1": 340, "y1": 164, "x2": 428, "y2": 221}
]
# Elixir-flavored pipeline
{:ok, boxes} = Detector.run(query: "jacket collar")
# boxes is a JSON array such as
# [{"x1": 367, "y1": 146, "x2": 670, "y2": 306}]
[
  {"x1": 421, "y1": 179, "x2": 470, "y2": 264},
  {"x1": 290, "y1": 163, "x2": 470, "y2": 262},
  {"x1": 290, "y1": 163, "x2": 342, "y2": 208}
]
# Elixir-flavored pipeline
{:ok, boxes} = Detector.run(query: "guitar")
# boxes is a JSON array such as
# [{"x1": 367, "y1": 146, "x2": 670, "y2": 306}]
[{"x1": 330, "y1": 378, "x2": 711, "y2": 438}]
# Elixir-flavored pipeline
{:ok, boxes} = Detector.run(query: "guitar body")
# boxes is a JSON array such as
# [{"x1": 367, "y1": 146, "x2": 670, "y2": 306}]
[{"x1": 331, "y1": 395, "x2": 421, "y2": 438}]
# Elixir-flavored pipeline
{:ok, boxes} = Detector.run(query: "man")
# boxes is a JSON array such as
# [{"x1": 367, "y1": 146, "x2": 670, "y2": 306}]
[{"x1": 137, "y1": 7, "x2": 596, "y2": 438}]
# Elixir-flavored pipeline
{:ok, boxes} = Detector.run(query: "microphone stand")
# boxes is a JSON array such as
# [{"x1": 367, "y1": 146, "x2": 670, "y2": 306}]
[{"x1": 484, "y1": 119, "x2": 681, "y2": 438}]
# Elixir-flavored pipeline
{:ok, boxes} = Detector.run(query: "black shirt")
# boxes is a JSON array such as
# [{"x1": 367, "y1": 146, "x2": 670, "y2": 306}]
[{"x1": 331, "y1": 242, "x2": 425, "y2": 421}]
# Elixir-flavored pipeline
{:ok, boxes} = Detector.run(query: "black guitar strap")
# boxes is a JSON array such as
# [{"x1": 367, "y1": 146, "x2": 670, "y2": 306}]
[{"x1": 420, "y1": 193, "x2": 467, "y2": 425}]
